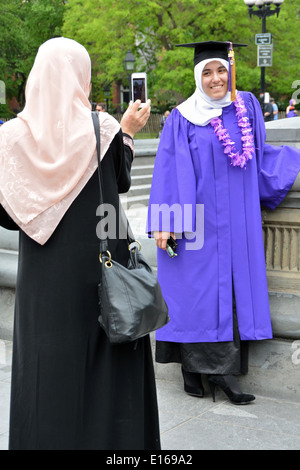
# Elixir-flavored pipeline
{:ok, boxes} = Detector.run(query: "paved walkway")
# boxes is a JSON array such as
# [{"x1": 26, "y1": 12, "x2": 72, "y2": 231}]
[{"x1": 0, "y1": 339, "x2": 299, "y2": 451}]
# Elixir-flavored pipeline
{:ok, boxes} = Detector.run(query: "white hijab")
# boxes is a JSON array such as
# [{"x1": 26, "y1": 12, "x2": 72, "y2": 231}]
[{"x1": 177, "y1": 58, "x2": 232, "y2": 126}]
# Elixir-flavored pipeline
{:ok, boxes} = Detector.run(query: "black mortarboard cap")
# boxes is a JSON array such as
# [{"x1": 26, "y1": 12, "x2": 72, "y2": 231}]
[
  {"x1": 175, "y1": 41, "x2": 248, "y2": 67},
  {"x1": 176, "y1": 41, "x2": 248, "y2": 101}
]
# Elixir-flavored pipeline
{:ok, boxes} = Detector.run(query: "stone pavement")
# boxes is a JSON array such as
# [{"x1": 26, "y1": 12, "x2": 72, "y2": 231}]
[{"x1": 0, "y1": 339, "x2": 299, "y2": 451}]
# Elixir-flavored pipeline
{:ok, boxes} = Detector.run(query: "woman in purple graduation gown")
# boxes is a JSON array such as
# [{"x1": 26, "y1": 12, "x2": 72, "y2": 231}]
[{"x1": 147, "y1": 41, "x2": 300, "y2": 404}]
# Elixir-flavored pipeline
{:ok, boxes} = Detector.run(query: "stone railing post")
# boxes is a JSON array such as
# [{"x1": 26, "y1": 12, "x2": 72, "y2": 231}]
[{"x1": 264, "y1": 118, "x2": 300, "y2": 340}]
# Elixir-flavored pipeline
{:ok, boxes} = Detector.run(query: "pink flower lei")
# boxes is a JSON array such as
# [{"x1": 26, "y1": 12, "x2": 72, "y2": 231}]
[{"x1": 210, "y1": 93, "x2": 255, "y2": 169}]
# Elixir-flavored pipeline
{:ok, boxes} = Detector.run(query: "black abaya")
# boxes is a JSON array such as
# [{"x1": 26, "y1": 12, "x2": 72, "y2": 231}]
[{"x1": 1, "y1": 131, "x2": 161, "y2": 450}]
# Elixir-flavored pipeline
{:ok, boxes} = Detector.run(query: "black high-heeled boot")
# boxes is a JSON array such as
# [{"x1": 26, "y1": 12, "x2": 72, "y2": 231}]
[
  {"x1": 182, "y1": 367, "x2": 204, "y2": 398},
  {"x1": 208, "y1": 375, "x2": 255, "y2": 405}
]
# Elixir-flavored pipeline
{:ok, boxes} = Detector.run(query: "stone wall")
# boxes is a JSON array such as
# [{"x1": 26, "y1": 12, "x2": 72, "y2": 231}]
[
  {"x1": 0, "y1": 230, "x2": 18, "y2": 340},
  {"x1": 263, "y1": 117, "x2": 300, "y2": 341}
]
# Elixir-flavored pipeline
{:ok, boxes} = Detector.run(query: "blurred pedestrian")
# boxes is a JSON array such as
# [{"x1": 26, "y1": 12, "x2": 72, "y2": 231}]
[
  {"x1": 286, "y1": 98, "x2": 297, "y2": 118},
  {"x1": 159, "y1": 110, "x2": 170, "y2": 137},
  {"x1": 96, "y1": 103, "x2": 105, "y2": 112},
  {"x1": 160, "y1": 110, "x2": 170, "y2": 129},
  {"x1": 263, "y1": 99, "x2": 273, "y2": 122},
  {"x1": 270, "y1": 97, "x2": 278, "y2": 120}
]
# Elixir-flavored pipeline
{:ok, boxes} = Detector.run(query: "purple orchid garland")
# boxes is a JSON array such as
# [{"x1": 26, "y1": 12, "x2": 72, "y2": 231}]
[{"x1": 210, "y1": 93, "x2": 255, "y2": 169}]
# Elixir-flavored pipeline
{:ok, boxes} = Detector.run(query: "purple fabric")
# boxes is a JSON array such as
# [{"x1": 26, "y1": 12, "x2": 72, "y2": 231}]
[
  {"x1": 287, "y1": 109, "x2": 297, "y2": 118},
  {"x1": 147, "y1": 91, "x2": 300, "y2": 343}
]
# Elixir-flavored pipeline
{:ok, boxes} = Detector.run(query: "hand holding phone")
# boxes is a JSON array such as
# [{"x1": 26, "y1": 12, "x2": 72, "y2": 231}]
[
  {"x1": 120, "y1": 99, "x2": 151, "y2": 138},
  {"x1": 154, "y1": 232, "x2": 178, "y2": 258},
  {"x1": 131, "y1": 73, "x2": 147, "y2": 107},
  {"x1": 166, "y1": 236, "x2": 178, "y2": 258}
]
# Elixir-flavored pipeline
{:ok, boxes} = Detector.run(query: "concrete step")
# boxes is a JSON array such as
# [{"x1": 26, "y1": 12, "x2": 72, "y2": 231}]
[
  {"x1": 131, "y1": 177, "x2": 153, "y2": 189},
  {"x1": 129, "y1": 156, "x2": 154, "y2": 206},
  {"x1": 0, "y1": 250, "x2": 18, "y2": 289},
  {"x1": 131, "y1": 174, "x2": 153, "y2": 182},
  {"x1": 132, "y1": 156, "x2": 155, "y2": 166},
  {"x1": 133, "y1": 138, "x2": 159, "y2": 158},
  {"x1": 132, "y1": 163, "x2": 154, "y2": 170},
  {"x1": 126, "y1": 184, "x2": 152, "y2": 198},
  {"x1": 0, "y1": 288, "x2": 15, "y2": 341},
  {"x1": 120, "y1": 194, "x2": 150, "y2": 210}
]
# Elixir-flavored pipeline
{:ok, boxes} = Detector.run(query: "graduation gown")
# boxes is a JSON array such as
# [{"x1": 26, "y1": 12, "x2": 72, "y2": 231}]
[
  {"x1": 147, "y1": 91, "x2": 300, "y2": 344},
  {"x1": 1, "y1": 130, "x2": 161, "y2": 450}
]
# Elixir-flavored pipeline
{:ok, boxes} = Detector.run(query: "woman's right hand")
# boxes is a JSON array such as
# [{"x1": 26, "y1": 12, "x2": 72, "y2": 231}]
[
  {"x1": 154, "y1": 231, "x2": 175, "y2": 250},
  {"x1": 120, "y1": 99, "x2": 151, "y2": 139}
]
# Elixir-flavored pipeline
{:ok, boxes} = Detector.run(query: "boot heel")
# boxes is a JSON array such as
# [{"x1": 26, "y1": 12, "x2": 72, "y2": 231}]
[
  {"x1": 208, "y1": 380, "x2": 216, "y2": 403},
  {"x1": 208, "y1": 375, "x2": 255, "y2": 405},
  {"x1": 181, "y1": 367, "x2": 204, "y2": 398}
]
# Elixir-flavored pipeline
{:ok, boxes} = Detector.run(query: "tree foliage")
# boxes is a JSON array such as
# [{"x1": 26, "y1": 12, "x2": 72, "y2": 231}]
[{"x1": 0, "y1": 0, "x2": 65, "y2": 116}]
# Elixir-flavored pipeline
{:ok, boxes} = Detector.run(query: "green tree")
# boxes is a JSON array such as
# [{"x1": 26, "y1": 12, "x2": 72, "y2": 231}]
[
  {"x1": 0, "y1": 0, "x2": 65, "y2": 116},
  {"x1": 260, "y1": 0, "x2": 300, "y2": 102},
  {"x1": 0, "y1": 0, "x2": 24, "y2": 115}
]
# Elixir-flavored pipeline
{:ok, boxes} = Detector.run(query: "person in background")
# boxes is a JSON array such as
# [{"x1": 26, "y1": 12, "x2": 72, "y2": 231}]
[
  {"x1": 0, "y1": 37, "x2": 160, "y2": 450},
  {"x1": 263, "y1": 99, "x2": 273, "y2": 122},
  {"x1": 96, "y1": 103, "x2": 105, "y2": 112},
  {"x1": 286, "y1": 98, "x2": 298, "y2": 118},
  {"x1": 270, "y1": 98, "x2": 278, "y2": 120},
  {"x1": 160, "y1": 110, "x2": 170, "y2": 129},
  {"x1": 0, "y1": 119, "x2": 3, "y2": 126},
  {"x1": 147, "y1": 40, "x2": 300, "y2": 406},
  {"x1": 159, "y1": 110, "x2": 170, "y2": 137}
]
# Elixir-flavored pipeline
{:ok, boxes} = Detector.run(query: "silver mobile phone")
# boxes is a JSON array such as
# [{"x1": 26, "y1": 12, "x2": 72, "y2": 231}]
[{"x1": 131, "y1": 72, "x2": 148, "y2": 107}]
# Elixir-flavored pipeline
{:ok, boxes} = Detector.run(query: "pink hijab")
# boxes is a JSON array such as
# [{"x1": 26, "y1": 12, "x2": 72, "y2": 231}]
[{"x1": 0, "y1": 37, "x2": 120, "y2": 244}]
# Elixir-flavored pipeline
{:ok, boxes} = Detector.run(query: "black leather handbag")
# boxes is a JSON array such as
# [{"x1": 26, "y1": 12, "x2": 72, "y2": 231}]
[{"x1": 92, "y1": 112, "x2": 169, "y2": 344}]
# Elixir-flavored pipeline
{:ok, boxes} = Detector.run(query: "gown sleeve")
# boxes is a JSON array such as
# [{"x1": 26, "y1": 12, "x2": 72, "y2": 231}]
[
  {"x1": 147, "y1": 109, "x2": 197, "y2": 235},
  {"x1": 247, "y1": 92, "x2": 300, "y2": 210}
]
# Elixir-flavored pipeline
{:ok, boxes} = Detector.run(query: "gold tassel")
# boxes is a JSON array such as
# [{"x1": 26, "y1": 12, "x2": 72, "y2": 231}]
[{"x1": 228, "y1": 47, "x2": 236, "y2": 102}]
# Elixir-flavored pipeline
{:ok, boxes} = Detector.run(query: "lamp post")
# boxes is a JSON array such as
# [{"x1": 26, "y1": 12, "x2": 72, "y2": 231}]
[
  {"x1": 243, "y1": 0, "x2": 284, "y2": 104},
  {"x1": 124, "y1": 50, "x2": 136, "y2": 102}
]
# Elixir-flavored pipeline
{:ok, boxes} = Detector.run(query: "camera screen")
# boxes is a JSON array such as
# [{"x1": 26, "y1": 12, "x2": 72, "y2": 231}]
[{"x1": 132, "y1": 78, "x2": 146, "y2": 102}]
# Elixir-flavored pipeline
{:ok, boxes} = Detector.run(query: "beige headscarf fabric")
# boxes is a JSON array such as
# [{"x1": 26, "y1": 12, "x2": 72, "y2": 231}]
[{"x1": 0, "y1": 37, "x2": 120, "y2": 244}]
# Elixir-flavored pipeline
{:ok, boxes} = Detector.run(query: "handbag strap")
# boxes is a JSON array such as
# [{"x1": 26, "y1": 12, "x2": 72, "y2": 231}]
[
  {"x1": 92, "y1": 111, "x2": 109, "y2": 254},
  {"x1": 91, "y1": 112, "x2": 136, "y2": 255}
]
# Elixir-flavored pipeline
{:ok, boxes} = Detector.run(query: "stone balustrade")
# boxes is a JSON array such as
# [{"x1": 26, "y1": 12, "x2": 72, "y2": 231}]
[{"x1": 263, "y1": 117, "x2": 300, "y2": 340}]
